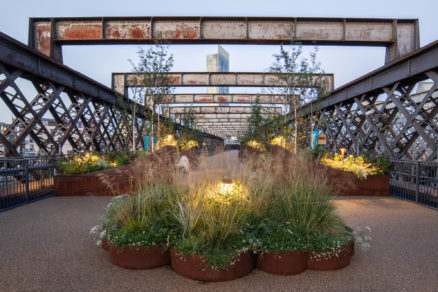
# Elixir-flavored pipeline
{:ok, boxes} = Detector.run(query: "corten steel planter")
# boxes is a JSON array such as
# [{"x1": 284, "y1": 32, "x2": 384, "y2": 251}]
[
  {"x1": 257, "y1": 250, "x2": 307, "y2": 275},
  {"x1": 54, "y1": 146, "x2": 178, "y2": 196},
  {"x1": 307, "y1": 242, "x2": 353, "y2": 271},
  {"x1": 325, "y1": 167, "x2": 390, "y2": 196},
  {"x1": 171, "y1": 250, "x2": 256, "y2": 282},
  {"x1": 101, "y1": 237, "x2": 110, "y2": 251},
  {"x1": 54, "y1": 167, "x2": 133, "y2": 196},
  {"x1": 109, "y1": 244, "x2": 170, "y2": 269}
]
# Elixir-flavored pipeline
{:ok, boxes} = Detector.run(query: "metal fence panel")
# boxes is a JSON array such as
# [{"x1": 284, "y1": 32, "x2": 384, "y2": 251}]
[
  {"x1": 390, "y1": 160, "x2": 438, "y2": 209},
  {"x1": 0, "y1": 157, "x2": 54, "y2": 211}
]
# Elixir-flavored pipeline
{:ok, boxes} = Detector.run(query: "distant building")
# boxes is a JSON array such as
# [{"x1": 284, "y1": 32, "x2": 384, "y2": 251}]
[{"x1": 207, "y1": 45, "x2": 230, "y2": 94}]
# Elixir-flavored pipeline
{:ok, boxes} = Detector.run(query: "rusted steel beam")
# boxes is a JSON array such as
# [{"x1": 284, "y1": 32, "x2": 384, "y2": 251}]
[
  {"x1": 194, "y1": 118, "x2": 250, "y2": 123},
  {"x1": 292, "y1": 40, "x2": 438, "y2": 119},
  {"x1": 158, "y1": 94, "x2": 288, "y2": 104},
  {"x1": 164, "y1": 106, "x2": 282, "y2": 114},
  {"x1": 113, "y1": 72, "x2": 334, "y2": 96},
  {"x1": 29, "y1": 17, "x2": 419, "y2": 63},
  {"x1": 194, "y1": 113, "x2": 274, "y2": 120}
]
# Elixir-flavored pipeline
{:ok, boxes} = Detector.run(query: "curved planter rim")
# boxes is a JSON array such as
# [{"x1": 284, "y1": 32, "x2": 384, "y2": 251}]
[
  {"x1": 257, "y1": 249, "x2": 308, "y2": 275},
  {"x1": 171, "y1": 249, "x2": 256, "y2": 282},
  {"x1": 109, "y1": 243, "x2": 170, "y2": 269},
  {"x1": 307, "y1": 241, "x2": 353, "y2": 271}
]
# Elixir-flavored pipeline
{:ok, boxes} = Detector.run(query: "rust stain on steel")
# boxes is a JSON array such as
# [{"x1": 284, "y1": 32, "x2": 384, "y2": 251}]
[
  {"x1": 105, "y1": 21, "x2": 151, "y2": 39},
  {"x1": 166, "y1": 75, "x2": 181, "y2": 85},
  {"x1": 217, "y1": 97, "x2": 228, "y2": 102},
  {"x1": 194, "y1": 95, "x2": 213, "y2": 102},
  {"x1": 235, "y1": 95, "x2": 251, "y2": 103},
  {"x1": 35, "y1": 22, "x2": 51, "y2": 56},
  {"x1": 57, "y1": 23, "x2": 102, "y2": 40}
]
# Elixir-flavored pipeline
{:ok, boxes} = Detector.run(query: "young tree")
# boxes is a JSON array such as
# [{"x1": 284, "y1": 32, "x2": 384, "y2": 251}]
[
  {"x1": 130, "y1": 45, "x2": 174, "y2": 152},
  {"x1": 177, "y1": 110, "x2": 203, "y2": 152},
  {"x1": 269, "y1": 44, "x2": 325, "y2": 153}
]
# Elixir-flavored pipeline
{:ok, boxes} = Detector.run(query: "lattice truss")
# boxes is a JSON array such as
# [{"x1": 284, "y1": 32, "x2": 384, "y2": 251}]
[
  {"x1": 0, "y1": 64, "x2": 148, "y2": 157},
  {"x1": 313, "y1": 71, "x2": 438, "y2": 161}
]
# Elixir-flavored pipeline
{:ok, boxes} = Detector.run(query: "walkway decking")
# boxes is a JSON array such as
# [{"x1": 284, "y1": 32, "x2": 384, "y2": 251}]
[{"x1": 0, "y1": 196, "x2": 437, "y2": 291}]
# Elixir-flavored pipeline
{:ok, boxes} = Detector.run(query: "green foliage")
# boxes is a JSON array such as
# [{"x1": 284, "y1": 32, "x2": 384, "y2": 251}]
[
  {"x1": 321, "y1": 153, "x2": 388, "y2": 179},
  {"x1": 54, "y1": 152, "x2": 110, "y2": 175},
  {"x1": 239, "y1": 96, "x2": 291, "y2": 150},
  {"x1": 104, "y1": 184, "x2": 179, "y2": 247},
  {"x1": 55, "y1": 151, "x2": 144, "y2": 175},
  {"x1": 130, "y1": 45, "x2": 175, "y2": 142},
  {"x1": 177, "y1": 111, "x2": 203, "y2": 152},
  {"x1": 363, "y1": 153, "x2": 393, "y2": 175},
  {"x1": 308, "y1": 228, "x2": 352, "y2": 253},
  {"x1": 304, "y1": 145, "x2": 327, "y2": 160},
  {"x1": 92, "y1": 151, "x2": 367, "y2": 268}
]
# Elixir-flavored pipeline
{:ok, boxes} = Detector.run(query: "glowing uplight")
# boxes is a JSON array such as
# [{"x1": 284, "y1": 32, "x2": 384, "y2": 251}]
[
  {"x1": 271, "y1": 136, "x2": 287, "y2": 148},
  {"x1": 219, "y1": 178, "x2": 235, "y2": 194},
  {"x1": 247, "y1": 140, "x2": 264, "y2": 151},
  {"x1": 339, "y1": 148, "x2": 347, "y2": 163},
  {"x1": 159, "y1": 134, "x2": 177, "y2": 148},
  {"x1": 187, "y1": 140, "x2": 199, "y2": 149}
]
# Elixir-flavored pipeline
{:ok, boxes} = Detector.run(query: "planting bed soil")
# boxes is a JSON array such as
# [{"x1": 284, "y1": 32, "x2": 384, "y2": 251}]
[
  {"x1": 170, "y1": 250, "x2": 256, "y2": 282},
  {"x1": 257, "y1": 250, "x2": 308, "y2": 275},
  {"x1": 109, "y1": 244, "x2": 170, "y2": 269}
]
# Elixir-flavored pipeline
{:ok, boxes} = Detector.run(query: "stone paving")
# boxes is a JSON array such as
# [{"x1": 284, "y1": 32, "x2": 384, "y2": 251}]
[{"x1": 1, "y1": 195, "x2": 437, "y2": 291}]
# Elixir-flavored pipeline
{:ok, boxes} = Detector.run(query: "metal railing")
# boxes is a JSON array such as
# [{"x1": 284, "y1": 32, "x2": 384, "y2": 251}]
[
  {"x1": 0, "y1": 157, "x2": 55, "y2": 211},
  {"x1": 390, "y1": 160, "x2": 438, "y2": 209}
]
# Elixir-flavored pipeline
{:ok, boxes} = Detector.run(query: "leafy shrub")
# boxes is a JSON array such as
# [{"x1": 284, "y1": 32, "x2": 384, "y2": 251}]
[
  {"x1": 55, "y1": 151, "x2": 145, "y2": 175},
  {"x1": 320, "y1": 153, "x2": 386, "y2": 179}
]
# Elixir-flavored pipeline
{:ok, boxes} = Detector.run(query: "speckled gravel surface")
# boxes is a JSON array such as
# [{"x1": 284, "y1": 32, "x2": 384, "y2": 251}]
[{"x1": 0, "y1": 196, "x2": 437, "y2": 292}]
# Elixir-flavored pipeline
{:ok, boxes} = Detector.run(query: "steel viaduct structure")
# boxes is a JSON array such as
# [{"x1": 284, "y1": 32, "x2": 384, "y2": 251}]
[
  {"x1": 289, "y1": 41, "x2": 438, "y2": 161},
  {"x1": 0, "y1": 32, "x2": 221, "y2": 157},
  {"x1": 0, "y1": 16, "x2": 435, "y2": 160}
]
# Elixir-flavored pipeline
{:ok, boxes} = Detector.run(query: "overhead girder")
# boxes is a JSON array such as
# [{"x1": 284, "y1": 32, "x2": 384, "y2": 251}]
[
  {"x1": 158, "y1": 94, "x2": 289, "y2": 104},
  {"x1": 163, "y1": 106, "x2": 282, "y2": 115},
  {"x1": 29, "y1": 16, "x2": 419, "y2": 63},
  {"x1": 112, "y1": 72, "x2": 334, "y2": 96},
  {"x1": 291, "y1": 41, "x2": 438, "y2": 161}
]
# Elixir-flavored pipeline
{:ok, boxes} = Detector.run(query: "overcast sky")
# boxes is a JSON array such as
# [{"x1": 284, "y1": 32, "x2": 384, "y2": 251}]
[{"x1": 0, "y1": 0, "x2": 437, "y2": 123}]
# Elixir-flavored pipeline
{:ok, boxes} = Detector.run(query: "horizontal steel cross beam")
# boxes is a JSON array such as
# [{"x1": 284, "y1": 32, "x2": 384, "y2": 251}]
[
  {"x1": 159, "y1": 94, "x2": 288, "y2": 104},
  {"x1": 164, "y1": 106, "x2": 282, "y2": 114},
  {"x1": 113, "y1": 72, "x2": 334, "y2": 96},
  {"x1": 29, "y1": 16, "x2": 419, "y2": 63}
]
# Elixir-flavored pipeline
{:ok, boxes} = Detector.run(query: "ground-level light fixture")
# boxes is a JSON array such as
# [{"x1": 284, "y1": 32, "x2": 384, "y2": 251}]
[
  {"x1": 187, "y1": 140, "x2": 199, "y2": 149},
  {"x1": 219, "y1": 178, "x2": 234, "y2": 194},
  {"x1": 339, "y1": 147, "x2": 347, "y2": 163}
]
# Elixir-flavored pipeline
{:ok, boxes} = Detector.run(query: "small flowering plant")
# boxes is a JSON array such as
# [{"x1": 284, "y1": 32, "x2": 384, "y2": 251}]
[
  {"x1": 353, "y1": 226, "x2": 372, "y2": 250},
  {"x1": 308, "y1": 230, "x2": 354, "y2": 262},
  {"x1": 242, "y1": 217, "x2": 306, "y2": 254}
]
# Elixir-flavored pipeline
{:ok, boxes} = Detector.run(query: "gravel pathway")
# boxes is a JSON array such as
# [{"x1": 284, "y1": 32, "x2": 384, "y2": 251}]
[{"x1": 1, "y1": 196, "x2": 437, "y2": 292}]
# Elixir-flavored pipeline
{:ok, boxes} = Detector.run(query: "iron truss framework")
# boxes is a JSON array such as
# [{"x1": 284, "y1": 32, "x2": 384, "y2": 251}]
[
  {"x1": 292, "y1": 41, "x2": 438, "y2": 161},
  {"x1": 0, "y1": 32, "x2": 221, "y2": 157}
]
